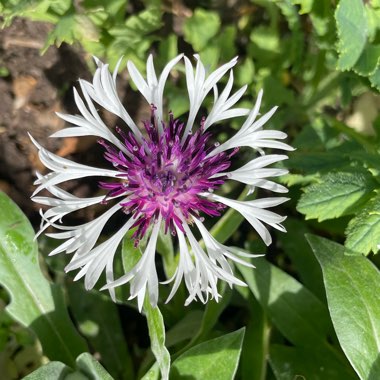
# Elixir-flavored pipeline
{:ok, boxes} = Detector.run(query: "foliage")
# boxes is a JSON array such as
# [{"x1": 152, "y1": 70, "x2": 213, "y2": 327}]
[{"x1": 0, "y1": 0, "x2": 380, "y2": 379}]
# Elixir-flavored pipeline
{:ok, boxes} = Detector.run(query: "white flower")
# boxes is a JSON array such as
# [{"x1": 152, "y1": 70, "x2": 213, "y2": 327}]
[{"x1": 31, "y1": 54, "x2": 293, "y2": 311}]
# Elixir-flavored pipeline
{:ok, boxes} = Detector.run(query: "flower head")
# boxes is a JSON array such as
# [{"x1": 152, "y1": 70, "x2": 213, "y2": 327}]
[{"x1": 31, "y1": 54, "x2": 293, "y2": 311}]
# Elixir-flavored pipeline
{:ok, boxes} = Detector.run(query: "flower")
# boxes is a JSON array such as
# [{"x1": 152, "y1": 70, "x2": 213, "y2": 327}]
[{"x1": 31, "y1": 54, "x2": 293, "y2": 311}]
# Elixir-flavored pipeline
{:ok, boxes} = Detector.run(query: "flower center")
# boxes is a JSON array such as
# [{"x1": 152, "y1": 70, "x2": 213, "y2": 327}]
[{"x1": 99, "y1": 110, "x2": 236, "y2": 242}]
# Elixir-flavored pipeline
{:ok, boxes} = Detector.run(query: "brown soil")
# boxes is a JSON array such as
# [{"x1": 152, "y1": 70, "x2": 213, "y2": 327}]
[{"x1": 0, "y1": 18, "x2": 91, "y2": 221}]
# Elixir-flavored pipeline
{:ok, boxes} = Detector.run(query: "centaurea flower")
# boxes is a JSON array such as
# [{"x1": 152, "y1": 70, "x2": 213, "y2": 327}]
[{"x1": 31, "y1": 54, "x2": 293, "y2": 311}]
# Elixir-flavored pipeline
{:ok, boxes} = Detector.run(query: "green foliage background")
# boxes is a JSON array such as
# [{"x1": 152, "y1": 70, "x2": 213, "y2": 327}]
[{"x1": 0, "y1": 0, "x2": 380, "y2": 379}]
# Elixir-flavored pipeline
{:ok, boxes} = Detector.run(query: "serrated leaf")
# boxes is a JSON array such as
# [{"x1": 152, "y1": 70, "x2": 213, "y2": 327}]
[
  {"x1": 23, "y1": 362, "x2": 72, "y2": 380},
  {"x1": 76, "y1": 352, "x2": 114, "y2": 380},
  {"x1": 170, "y1": 328, "x2": 245, "y2": 380},
  {"x1": 345, "y1": 193, "x2": 380, "y2": 255},
  {"x1": 270, "y1": 344, "x2": 357, "y2": 380},
  {"x1": 0, "y1": 192, "x2": 87, "y2": 366},
  {"x1": 297, "y1": 172, "x2": 377, "y2": 221},
  {"x1": 353, "y1": 44, "x2": 380, "y2": 76},
  {"x1": 307, "y1": 235, "x2": 380, "y2": 380},
  {"x1": 370, "y1": 66, "x2": 380, "y2": 90},
  {"x1": 183, "y1": 8, "x2": 220, "y2": 51},
  {"x1": 336, "y1": 0, "x2": 368, "y2": 70}
]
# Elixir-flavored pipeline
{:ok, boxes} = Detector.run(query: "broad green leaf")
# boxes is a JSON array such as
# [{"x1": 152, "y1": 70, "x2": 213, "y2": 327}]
[
  {"x1": 278, "y1": 218, "x2": 325, "y2": 300},
  {"x1": 237, "y1": 258, "x2": 333, "y2": 350},
  {"x1": 297, "y1": 172, "x2": 377, "y2": 221},
  {"x1": 345, "y1": 194, "x2": 380, "y2": 255},
  {"x1": 335, "y1": 0, "x2": 368, "y2": 70},
  {"x1": 144, "y1": 300, "x2": 170, "y2": 380},
  {"x1": 67, "y1": 283, "x2": 134, "y2": 380},
  {"x1": 76, "y1": 352, "x2": 114, "y2": 380},
  {"x1": 307, "y1": 235, "x2": 380, "y2": 380},
  {"x1": 183, "y1": 9, "x2": 220, "y2": 51},
  {"x1": 0, "y1": 192, "x2": 87, "y2": 366},
  {"x1": 170, "y1": 328, "x2": 245, "y2": 380},
  {"x1": 270, "y1": 344, "x2": 357, "y2": 380},
  {"x1": 175, "y1": 283, "x2": 232, "y2": 358},
  {"x1": 23, "y1": 362, "x2": 72, "y2": 380},
  {"x1": 166, "y1": 310, "x2": 203, "y2": 347}
]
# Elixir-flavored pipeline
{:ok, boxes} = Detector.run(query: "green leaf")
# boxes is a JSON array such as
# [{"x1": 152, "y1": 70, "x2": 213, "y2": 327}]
[
  {"x1": 0, "y1": 192, "x2": 87, "y2": 366},
  {"x1": 239, "y1": 293, "x2": 269, "y2": 380},
  {"x1": 292, "y1": 0, "x2": 313, "y2": 14},
  {"x1": 76, "y1": 352, "x2": 114, "y2": 380},
  {"x1": 353, "y1": 44, "x2": 380, "y2": 76},
  {"x1": 370, "y1": 66, "x2": 380, "y2": 91},
  {"x1": 345, "y1": 194, "x2": 380, "y2": 255},
  {"x1": 278, "y1": 218, "x2": 325, "y2": 300},
  {"x1": 166, "y1": 310, "x2": 203, "y2": 347},
  {"x1": 67, "y1": 283, "x2": 134, "y2": 380},
  {"x1": 270, "y1": 344, "x2": 357, "y2": 380},
  {"x1": 23, "y1": 362, "x2": 72, "y2": 380},
  {"x1": 175, "y1": 283, "x2": 232, "y2": 358},
  {"x1": 183, "y1": 8, "x2": 221, "y2": 51},
  {"x1": 237, "y1": 258, "x2": 333, "y2": 350},
  {"x1": 297, "y1": 172, "x2": 377, "y2": 221},
  {"x1": 307, "y1": 235, "x2": 380, "y2": 380},
  {"x1": 170, "y1": 328, "x2": 245, "y2": 380},
  {"x1": 335, "y1": 0, "x2": 368, "y2": 70},
  {"x1": 144, "y1": 300, "x2": 171, "y2": 380}
]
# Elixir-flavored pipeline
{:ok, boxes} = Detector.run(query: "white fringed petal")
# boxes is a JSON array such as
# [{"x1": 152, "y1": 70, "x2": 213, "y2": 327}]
[
  {"x1": 205, "y1": 193, "x2": 288, "y2": 246},
  {"x1": 214, "y1": 154, "x2": 289, "y2": 194},
  {"x1": 78, "y1": 58, "x2": 142, "y2": 141},
  {"x1": 127, "y1": 54, "x2": 183, "y2": 134},
  {"x1": 204, "y1": 71, "x2": 249, "y2": 130},
  {"x1": 183, "y1": 55, "x2": 238, "y2": 139},
  {"x1": 101, "y1": 217, "x2": 162, "y2": 312},
  {"x1": 208, "y1": 91, "x2": 294, "y2": 157},
  {"x1": 30, "y1": 135, "x2": 120, "y2": 195}
]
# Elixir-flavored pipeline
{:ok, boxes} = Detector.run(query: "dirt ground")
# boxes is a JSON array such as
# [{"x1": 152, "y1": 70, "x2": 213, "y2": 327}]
[{"x1": 0, "y1": 18, "x2": 147, "y2": 227}]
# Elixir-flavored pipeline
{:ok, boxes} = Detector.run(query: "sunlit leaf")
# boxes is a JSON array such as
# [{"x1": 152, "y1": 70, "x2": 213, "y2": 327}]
[
  {"x1": 307, "y1": 235, "x2": 380, "y2": 380},
  {"x1": 0, "y1": 192, "x2": 87, "y2": 366},
  {"x1": 171, "y1": 328, "x2": 245, "y2": 380}
]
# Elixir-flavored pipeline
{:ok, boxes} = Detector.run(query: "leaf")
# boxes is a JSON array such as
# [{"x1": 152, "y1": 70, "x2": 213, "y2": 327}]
[
  {"x1": 270, "y1": 344, "x2": 357, "y2": 380},
  {"x1": 353, "y1": 44, "x2": 380, "y2": 76},
  {"x1": 278, "y1": 218, "x2": 325, "y2": 300},
  {"x1": 23, "y1": 362, "x2": 72, "y2": 380},
  {"x1": 67, "y1": 283, "x2": 134, "y2": 380},
  {"x1": 370, "y1": 66, "x2": 380, "y2": 91},
  {"x1": 345, "y1": 194, "x2": 380, "y2": 255},
  {"x1": 237, "y1": 258, "x2": 333, "y2": 350},
  {"x1": 238, "y1": 293, "x2": 269, "y2": 380},
  {"x1": 335, "y1": 0, "x2": 368, "y2": 70},
  {"x1": 166, "y1": 310, "x2": 203, "y2": 347},
  {"x1": 297, "y1": 172, "x2": 377, "y2": 221},
  {"x1": 144, "y1": 300, "x2": 171, "y2": 380},
  {"x1": 183, "y1": 8, "x2": 221, "y2": 51},
  {"x1": 307, "y1": 235, "x2": 380, "y2": 380},
  {"x1": 76, "y1": 352, "x2": 114, "y2": 380},
  {"x1": 0, "y1": 192, "x2": 87, "y2": 366},
  {"x1": 170, "y1": 328, "x2": 245, "y2": 380},
  {"x1": 175, "y1": 283, "x2": 232, "y2": 358}
]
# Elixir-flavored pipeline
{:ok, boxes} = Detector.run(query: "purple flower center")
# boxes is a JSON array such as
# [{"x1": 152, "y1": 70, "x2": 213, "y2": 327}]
[{"x1": 99, "y1": 109, "x2": 237, "y2": 243}]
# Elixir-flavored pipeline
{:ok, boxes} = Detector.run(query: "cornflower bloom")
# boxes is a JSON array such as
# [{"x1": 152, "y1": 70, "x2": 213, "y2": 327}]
[{"x1": 31, "y1": 54, "x2": 293, "y2": 311}]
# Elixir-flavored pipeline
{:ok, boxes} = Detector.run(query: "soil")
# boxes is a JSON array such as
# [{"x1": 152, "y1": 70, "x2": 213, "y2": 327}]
[{"x1": 0, "y1": 17, "x2": 146, "y2": 227}]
